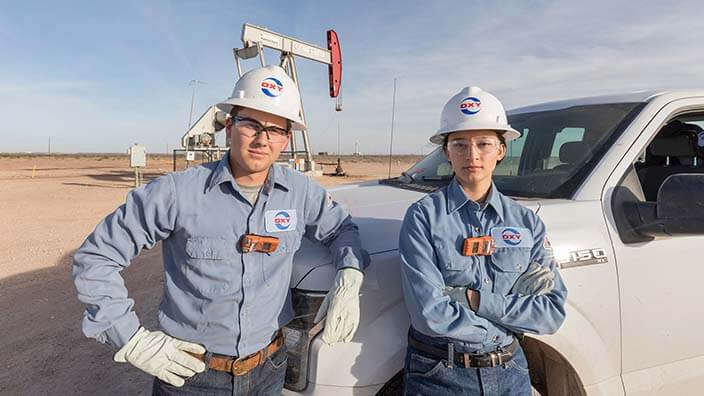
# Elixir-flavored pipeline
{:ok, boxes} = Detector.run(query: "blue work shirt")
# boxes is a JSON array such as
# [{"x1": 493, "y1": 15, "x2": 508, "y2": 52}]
[
  {"x1": 399, "y1": 177, "x2": 567, "y2": 353},
  {"x1": 72, "y1": 153, "x2": 368, "y2": 357}
]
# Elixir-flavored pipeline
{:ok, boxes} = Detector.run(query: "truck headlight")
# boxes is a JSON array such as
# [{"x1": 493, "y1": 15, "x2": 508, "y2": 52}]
[{"x1": 284, "y1": 288, "x2": 326, "y2": 392}]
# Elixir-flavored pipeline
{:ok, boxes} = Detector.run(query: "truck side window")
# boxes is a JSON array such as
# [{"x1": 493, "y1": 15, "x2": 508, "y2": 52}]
[
  {"x1": 636, "y1": 116, "x2": 704, "y2": 201},
  {"x1": 496, "y1": 128, "x2": 529, "y2": 176}
]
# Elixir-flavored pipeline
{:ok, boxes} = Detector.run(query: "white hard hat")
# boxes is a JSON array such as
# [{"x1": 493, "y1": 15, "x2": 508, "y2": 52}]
[
  {"x1": 430, "y1": 86, "x2": 521, "y2": 144},
  {"x1": 217, "y1": 65, "x2": 305, "y2": 130}
]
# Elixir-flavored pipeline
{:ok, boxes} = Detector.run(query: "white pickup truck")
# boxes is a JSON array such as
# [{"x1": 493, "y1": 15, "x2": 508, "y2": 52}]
[{"x1": 282, "y1": 91, "x2": 704, "y2": 395}]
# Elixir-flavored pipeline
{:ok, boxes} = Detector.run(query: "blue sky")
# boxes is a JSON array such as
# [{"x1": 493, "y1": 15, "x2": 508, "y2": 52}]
[{"x1": 1, "y1": 0, "x2": 703, "y2": 154}]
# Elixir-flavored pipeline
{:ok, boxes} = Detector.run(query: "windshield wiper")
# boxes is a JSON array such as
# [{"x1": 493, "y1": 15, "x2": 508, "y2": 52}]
[
  {"x1": 400, "y1": 171, "x2": 416, "y2": 182},
  {"x1": 421, "y1": 175, "x2": 453, "y2": 181}
]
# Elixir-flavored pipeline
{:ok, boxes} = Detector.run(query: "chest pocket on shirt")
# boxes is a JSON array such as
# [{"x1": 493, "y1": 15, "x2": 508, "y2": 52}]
[
  {"x1": 261, "y1": 231, "x2": 302, "y2": 287},
  {"x1": 266, "y1": 230, "x2": 301, "y2": 257},
  {"x1": 436, "y1": 239, "x2": 479, "y2": 287},
  {"x1": 490, "y1": 247, "x2": 531, "y2": 295},
  {"x1": 185, "y1": 237, "x2": 237, "y2": 297}
]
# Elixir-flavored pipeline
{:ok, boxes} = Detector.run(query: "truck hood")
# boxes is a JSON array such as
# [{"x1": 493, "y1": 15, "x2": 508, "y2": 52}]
[{"x1": 290, "y1": 180, "x2": 543, "y2": 288}]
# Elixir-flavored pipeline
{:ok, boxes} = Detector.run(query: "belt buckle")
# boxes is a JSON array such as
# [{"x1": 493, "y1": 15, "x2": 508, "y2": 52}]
[
  {"x1": 488, "y1": 351, "x2": 503, "y2": 367},
  {"x1": 231, "y1": 356, "x2": 253, "y2": 376}
]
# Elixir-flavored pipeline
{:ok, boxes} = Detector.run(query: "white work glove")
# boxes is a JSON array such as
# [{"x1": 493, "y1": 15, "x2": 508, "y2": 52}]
[
  {"x1": 114, "y1": 327, "x2": 207, "y2": 387},
  {"x1": 313, "y1": 268, "x2": 364, "y2": 344},
  {"x1": 510, "y1": 262, "x2": 555, "y2": 296}
]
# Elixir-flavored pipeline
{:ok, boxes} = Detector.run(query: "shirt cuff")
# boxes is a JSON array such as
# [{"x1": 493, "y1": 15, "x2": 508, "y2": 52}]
[
  {"x1": 334, "y1": 246, "x2": 370, "y2": 272},
  {"x1": 476, "y1": 290, "x2": 507, "y2": 322},
  {"x1": 101, "y1": 312, "x2": 141, "y2": 349}
]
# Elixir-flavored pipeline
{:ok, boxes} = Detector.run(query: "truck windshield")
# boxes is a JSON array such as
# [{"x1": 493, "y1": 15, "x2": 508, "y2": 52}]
[{"x1": 394, "y1": 102, "x2": 644, "y2": 198}]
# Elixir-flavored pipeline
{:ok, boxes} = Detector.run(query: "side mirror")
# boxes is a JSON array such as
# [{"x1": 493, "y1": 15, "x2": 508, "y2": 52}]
[{"x1": 627, "y1": 174, "x2": 704, "y2": 237}]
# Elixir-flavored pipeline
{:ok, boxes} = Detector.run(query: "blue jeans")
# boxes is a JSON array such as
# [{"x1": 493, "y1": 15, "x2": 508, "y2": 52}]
[
  {"x1": 152, "y1": 346, "x2": 288, "y2": 395},
  {"x1": 403, "y1": 343, "x2": 531, "y2": 396}
]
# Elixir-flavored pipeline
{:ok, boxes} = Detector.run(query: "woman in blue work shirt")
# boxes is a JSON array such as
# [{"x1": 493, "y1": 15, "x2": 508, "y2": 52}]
[{"x1": 399, "y1": 87, "x2": 568, "y2": 395}]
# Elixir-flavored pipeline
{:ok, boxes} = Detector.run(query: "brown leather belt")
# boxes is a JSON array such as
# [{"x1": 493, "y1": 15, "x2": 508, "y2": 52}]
[
  {"x1": 188, "y1": 331, "x2": 285, "y2": 376},
  {"x1": 408, "y1": 335, "x2": 518, "y2": 368}
]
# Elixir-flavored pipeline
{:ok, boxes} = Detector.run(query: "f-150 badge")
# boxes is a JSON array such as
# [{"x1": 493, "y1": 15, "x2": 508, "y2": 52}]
[{"x1": 559, "y1": 248, "x2": 608, "y2": 269}]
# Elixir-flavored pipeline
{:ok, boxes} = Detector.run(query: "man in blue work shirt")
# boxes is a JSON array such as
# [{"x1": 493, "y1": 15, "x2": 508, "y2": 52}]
[
  {"x1": 399, "y1": 87, "x2": 567, "y2": 395},
  {"x1": 72, "y1": 65, "x2": 368, "y2": 395}
]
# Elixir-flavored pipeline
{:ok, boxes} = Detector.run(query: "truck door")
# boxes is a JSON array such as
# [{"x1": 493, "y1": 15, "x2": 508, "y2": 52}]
[{"x1": 605, "y1": 101, "x2": 704, "y2": 395}]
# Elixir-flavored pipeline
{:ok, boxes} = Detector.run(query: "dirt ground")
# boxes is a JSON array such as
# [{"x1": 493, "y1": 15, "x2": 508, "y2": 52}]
[{"x1": 0, "y1": 153, "x2": 420, "y2": 395}]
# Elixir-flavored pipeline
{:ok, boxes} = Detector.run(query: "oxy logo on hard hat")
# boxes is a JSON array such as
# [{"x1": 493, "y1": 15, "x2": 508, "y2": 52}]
[
  {"x1": 501, "y1": 228, "x2": 522, "y2": 246},
  {"x1": 273, "y1": 211, "x2": 291, "y2": 230},
  {"x1": 261, "y1": 77, "x2": 284, "y2": 97},
  {"x1": 459, "y1": 97, "x2": 481, "y2": 115}
]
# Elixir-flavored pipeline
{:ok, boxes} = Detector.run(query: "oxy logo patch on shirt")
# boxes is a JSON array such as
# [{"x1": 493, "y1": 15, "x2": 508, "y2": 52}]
[
  {"x1": 265, "y1": 209, "x2": 297, "y2": 233},
  {"x1": 490, "y1": 227, "x2": 533, "y2": 248}
]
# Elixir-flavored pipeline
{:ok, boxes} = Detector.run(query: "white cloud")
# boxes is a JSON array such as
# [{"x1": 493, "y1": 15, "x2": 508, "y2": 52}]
[
  {"x1": 4, "y1": 0, "x2": 704, "y2": 154},
  {"x1": 305, "y1": 0, "x2": 704, "y2": 153}
]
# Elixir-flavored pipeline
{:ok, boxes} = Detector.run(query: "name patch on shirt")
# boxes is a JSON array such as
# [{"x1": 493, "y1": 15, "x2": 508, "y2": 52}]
[
  {"x1": 490, "y1": 227, "x2": 532, "y2": 248},
  {"x1": 265, "y1": 209, "x2": 297, "y2": 233}
]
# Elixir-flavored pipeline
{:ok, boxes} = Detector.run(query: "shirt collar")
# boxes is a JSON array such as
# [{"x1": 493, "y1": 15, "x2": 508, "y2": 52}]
[
  {"x1": 266, "y1": 162, "x2": 290, "y2": 191},
  {"x1": 446, "y1": 177, "x2": 504, "y2": 221},
  {"x1": 207, "y1": 152, "x2": 290, "y2": 193}
]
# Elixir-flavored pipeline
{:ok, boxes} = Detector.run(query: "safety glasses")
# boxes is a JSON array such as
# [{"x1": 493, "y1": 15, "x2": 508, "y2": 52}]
[
  {"x1": 447, "y1": 138, "x2": 501, "y2": 155},
  {"x1": 234, "y1": 116, "x2": 290, "y2": 143}
]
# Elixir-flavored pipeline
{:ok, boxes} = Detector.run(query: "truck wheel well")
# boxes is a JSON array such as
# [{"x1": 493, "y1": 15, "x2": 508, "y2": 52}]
[{"x1": 523, "y1": 337, "x2": 586, "y2": 396}]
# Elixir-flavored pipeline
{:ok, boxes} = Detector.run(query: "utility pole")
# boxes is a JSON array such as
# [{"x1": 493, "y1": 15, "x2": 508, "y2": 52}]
[
  {"x1": 48, "y1": 136, "x2": 51, "y2": 154},
  {"x1": 188, "y1": 80, "x2": 207, "y2": 128},
  {"x1": 337, "y1": 120, "x2": 341, "y2": 155},
  {"x1": 387, "y1": 78, "x2": 398, "y2": 178}
]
